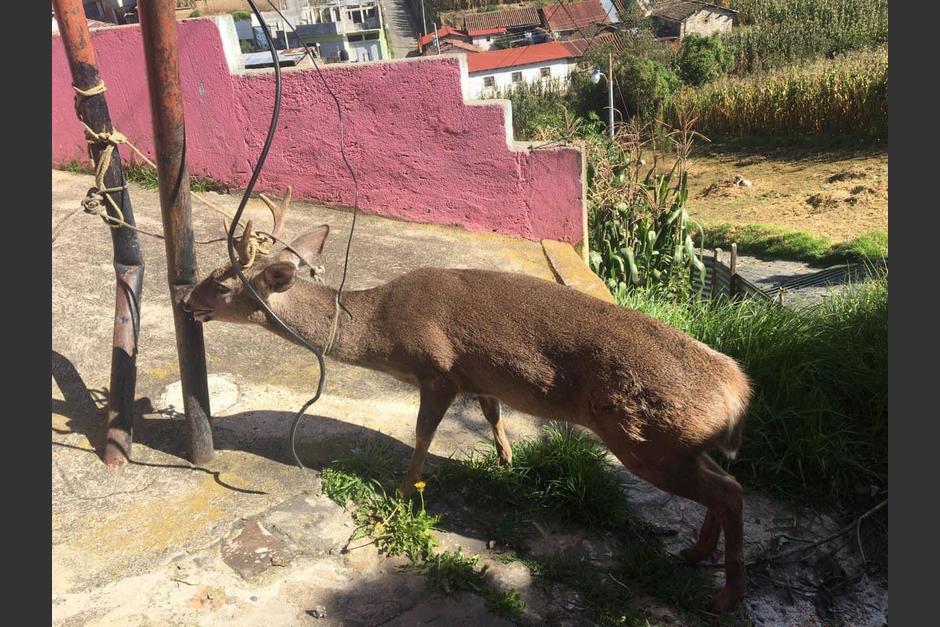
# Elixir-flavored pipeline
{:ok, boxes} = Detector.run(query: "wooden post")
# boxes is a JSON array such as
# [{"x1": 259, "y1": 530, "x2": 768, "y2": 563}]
[
  {"x1": 139, "y1": 0, "x2": 213, "y2": 464},
  {"x1": 729, "y1": 243, "x2": 738, "y2": 298},
  {"x1": 711, "y1": 248, "x2": 722, "y2": 299},
  {"x1": 53, "y1": 0, "x2": 145, "y2": 466}
]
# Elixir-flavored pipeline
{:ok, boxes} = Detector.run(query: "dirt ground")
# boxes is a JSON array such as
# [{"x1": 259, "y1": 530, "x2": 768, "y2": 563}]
[{"x1": 683, "y1": 144, "x2": 888, "y2": 241}]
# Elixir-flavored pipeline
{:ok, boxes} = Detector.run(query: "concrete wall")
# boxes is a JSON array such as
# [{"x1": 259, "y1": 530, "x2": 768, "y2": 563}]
[
  {"x1": 51, "y1": 17, "x2": 586, "y2": 247},
  {"x1": 468, "y1": 59, "x2": 574, "y2": 99},
  {"x1": 681, "y1": 10, "x2": 733, "y2": 38}
]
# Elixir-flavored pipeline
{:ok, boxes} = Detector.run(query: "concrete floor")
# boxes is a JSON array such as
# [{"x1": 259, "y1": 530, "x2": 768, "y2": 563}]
[
  {"x1": 52, "y1": 170, "x2": 887, "y2": 626},
  {"x1": 51, "y1": 169, "x2": 567, "y2": 625}
]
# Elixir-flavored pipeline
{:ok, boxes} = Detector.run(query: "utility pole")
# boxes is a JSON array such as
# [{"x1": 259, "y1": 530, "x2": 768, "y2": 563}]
[
  {"x1": 608, "y1": 52, "x2": 614, "y2": 140},
  {"x1": 420, "y1": 0, "x2": 428, "y2": 38},
  {"x1": 433, "y1": 21, "x2": 441, "y2": 54}
]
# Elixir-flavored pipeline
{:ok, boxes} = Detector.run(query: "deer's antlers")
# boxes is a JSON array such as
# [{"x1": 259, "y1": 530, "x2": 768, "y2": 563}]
[{"x1": 223, "y1": 186, "x2": 293, "y2": 268}]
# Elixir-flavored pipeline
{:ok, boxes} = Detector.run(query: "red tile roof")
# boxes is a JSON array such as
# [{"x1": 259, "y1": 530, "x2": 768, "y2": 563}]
[
  {"x1": 417, "y1": 26, "x2": 469, "y2": 53},
  {"x1": 465, "y1": 41, "x2": 577, "y2": 73},
  {"x1": 463, "y1": 7, "x2": 541, "y2": 32},
  {"x1": 562, "y1": 32, "x2": 629, "y2": 56},
  {"x1": 542, "y1": 0, "x2": 611, "y2": 32},
  {"x1": 467, "y1": 27, "x2": 506, "y2": 37},
  {"x1": 423, "y1": 40, "x2": 484, "y2": 55}
]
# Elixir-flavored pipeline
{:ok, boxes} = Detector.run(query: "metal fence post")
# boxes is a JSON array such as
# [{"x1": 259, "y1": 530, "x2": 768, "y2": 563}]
[
  {"x1": 53, "y1": 0, "x2": 146, "y2": 466},
  {"x1": 138, "y1": 0, "x2": 213, "y2": 464}
]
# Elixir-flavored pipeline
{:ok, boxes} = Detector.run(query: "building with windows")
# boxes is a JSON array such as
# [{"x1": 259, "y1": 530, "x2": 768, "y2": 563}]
[
  {"x1": 251, "y1": 0, "x2": 389, "y2": 63},
  {"x1": 465, "y1": 41, "x2": 578, "y2": 98}
]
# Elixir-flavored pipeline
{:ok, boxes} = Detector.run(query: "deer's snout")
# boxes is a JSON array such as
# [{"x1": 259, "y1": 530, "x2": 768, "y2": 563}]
[{"x1": 180, "y1": 290, "x2": 194, "y2": 312}]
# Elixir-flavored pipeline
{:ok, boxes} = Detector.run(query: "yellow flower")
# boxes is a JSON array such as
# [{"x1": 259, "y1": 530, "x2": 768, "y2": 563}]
[{"x1": 414, "y1": 481, "x2": 426, "y2": 491}]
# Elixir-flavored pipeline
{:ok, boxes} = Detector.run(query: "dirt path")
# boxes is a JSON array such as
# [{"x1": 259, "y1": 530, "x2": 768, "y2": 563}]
[
  {"x1": 685, "y1": 145, "x2": 888, "y2": 240},
  {"x1": 379, "y1": 0, "x2": 420, "y2": 59}
]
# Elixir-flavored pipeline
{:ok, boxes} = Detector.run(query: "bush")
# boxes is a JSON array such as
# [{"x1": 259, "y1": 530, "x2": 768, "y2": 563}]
[
  {"x1": 676, "y1": 34, "x2": 734, "y2": 86},
  {"x1": 606, "y1": 56, "x2": 681, "y2": 122}
]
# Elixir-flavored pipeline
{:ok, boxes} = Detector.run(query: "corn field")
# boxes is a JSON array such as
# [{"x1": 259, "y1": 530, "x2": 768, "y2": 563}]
[
  {"x1": 723, "y1": 0, "x2": 888, "y2": 73},
  {"x1": 669, "y1": 46, "x2": 887, "y2": 137}
]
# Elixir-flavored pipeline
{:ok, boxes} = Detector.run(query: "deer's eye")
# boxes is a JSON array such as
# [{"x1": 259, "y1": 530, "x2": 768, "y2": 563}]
[{"x1": 214, "y1": 283, "x2": 231, "y2": 294}]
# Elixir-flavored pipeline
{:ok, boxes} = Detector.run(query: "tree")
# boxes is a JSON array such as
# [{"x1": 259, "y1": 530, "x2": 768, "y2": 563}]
[
  {"x1": 676, "y1": 34, "x2": 734, "y2": 86},
  {"x1": 615, "y1": 56, "x2": 682, "y2": 121}
]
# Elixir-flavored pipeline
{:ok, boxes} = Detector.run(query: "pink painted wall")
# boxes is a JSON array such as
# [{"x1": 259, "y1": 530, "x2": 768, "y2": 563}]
[{"x1": 51, "y1": 18, "x2": 586, "y2": 246}]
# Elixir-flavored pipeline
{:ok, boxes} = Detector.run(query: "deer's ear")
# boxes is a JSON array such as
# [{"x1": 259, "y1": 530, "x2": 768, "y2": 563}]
[
  {"x1": 286, "y1": 225, "x2": 330, "y2": 264},
  {"x1": 256, "y1": 261, "x2": 297, "y2": 294}
]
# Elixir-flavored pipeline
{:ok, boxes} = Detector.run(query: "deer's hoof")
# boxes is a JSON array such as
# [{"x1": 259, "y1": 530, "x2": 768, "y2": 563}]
[{"x1": 711, "y1": 585, "x2": 745, "y2": 614}]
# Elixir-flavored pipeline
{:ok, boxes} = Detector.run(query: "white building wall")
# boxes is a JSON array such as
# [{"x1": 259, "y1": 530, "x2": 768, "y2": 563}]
[
  {"x1": 471, "y1": 35, "x2": 499, "y2": 51},
  {"x1": 681, "y1": 10, "x2": 734, "y2": 38},
  {"x1": 467, "y1": 59, "x2": 574, "y2": 99}
]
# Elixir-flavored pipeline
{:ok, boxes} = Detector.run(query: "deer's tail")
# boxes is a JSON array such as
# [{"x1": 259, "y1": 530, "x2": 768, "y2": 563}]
[{"x1": 714, "y1": 366, "x2": 752, "y2": 460}]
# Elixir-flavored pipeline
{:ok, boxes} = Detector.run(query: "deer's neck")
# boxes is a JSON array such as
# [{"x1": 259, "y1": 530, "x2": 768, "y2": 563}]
[{"x1": 261, "y1": 281, "x2": 387, "y2": 365}]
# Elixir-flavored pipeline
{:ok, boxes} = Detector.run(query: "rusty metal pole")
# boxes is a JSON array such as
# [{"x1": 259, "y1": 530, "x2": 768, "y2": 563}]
[
  {"x1": 53, "y1": 0, "x2": 145, "y2": 467},
  {"x1": 138, "y1": 0, "x2": 213, "y2": 464}
]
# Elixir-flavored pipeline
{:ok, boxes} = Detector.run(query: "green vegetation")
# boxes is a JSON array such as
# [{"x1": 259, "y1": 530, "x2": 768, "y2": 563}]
[
  {"x1": 585, "y1": 121, "x2": 706, "y2": 296},
  {"x1": 321, "y1": 426, "x2": 723, "y2": 625},
  {"x1": 723, "y1": 0, "x2": 888, "y2": 73},
  {"x1": 231, "y1": 10, "x2": 252, "y2": 22},
  {"x1": 58, "y1": 160, "x2": 230, "y2": 194},
  {"x1": 702, "y1": 223, "x2": 888, "y2": 265},
  {"x1": 676, "y1": 34, "x2": 734, "y2": 86},
  {"x1": 614, "y1": 272, "x2": 888, "y2": 513},
  {"x1": 483, "y1": 0, "x2": 887, "y2": 142},
  {"x1": 670, "y1": 47, "x2": 887, "y2": 139}
]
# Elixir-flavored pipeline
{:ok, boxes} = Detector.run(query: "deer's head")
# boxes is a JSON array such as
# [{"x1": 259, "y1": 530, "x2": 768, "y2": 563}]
[{"x1": 182, "y1": 187, "x2": 331, "y2": 324}]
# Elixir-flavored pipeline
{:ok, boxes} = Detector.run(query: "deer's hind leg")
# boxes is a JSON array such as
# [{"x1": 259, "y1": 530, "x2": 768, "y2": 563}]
[
  {"x1": 593, "y1": 421, "x2": 745, "y2": 613},
  {"x1": 399, "y1": 377, "x2": 457, "y2": 498},
  {"x1": 681, "y1": 454, "x2": 726, "y2": 564},
  {"x1": 478, "y1": 396, "x2": 512, "y2": 466}
]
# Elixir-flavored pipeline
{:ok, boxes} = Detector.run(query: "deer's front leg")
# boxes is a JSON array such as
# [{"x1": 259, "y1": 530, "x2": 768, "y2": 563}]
[{"x1": 399, "y1": 377, "x2": 457, "y2": 497}]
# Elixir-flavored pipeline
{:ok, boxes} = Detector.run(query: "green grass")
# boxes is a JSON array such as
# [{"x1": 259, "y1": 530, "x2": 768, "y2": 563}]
[
  {"x1": 615, "y1": 273, "x2": 888, "y2": 513},
  {"x1": 702, "y1": 223, "x2": 887, "y2": 265},
  {"x1": 322, "y1": 427, "x2": 726, "y2": 625},
  {"x1": 57, "y1": 160, "x2": 230, "y2": 194}
]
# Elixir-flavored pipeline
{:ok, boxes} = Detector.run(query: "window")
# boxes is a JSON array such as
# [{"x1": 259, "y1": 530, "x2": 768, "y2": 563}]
[
  {"x1": 511, "y1": 72, "x2": 523, "y2": 83},
  {"x1": 540, "y1": 67, "x2": 551, "y2": 78},
  {"x1": 365, "y1": 32, "x2": 380, "y2": 40},
  {"x1": 483, "y1": 76, "x2": 496, "y2": 88},
  {"x1": 347, "y1": 34, "x2": 364, "y2": 42}
]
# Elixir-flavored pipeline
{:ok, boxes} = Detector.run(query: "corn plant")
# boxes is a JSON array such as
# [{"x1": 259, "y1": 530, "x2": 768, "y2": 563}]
[
  {"x1": 669, "y1": 46, "x2": 887, "y2": 137},
  {"x1": 723, "y1": 0, "x2": 888, "y2": 73},
  {"x1": 585, "y1": 117, "x2": 706, "y2": 297}
]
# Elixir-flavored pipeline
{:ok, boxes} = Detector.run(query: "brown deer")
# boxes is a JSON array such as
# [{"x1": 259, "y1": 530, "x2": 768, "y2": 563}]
[{"x1": 182, "y1": 192, "x2": 752, "y2": 612}]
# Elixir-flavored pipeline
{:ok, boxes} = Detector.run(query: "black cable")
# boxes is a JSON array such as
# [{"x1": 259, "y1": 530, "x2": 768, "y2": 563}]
[
  {"x1": 260, "y1": 0, "x2": 360, "y2": 313},
  {"x1": 232, "y1": 0, "x2": 329, "y2": 470}
]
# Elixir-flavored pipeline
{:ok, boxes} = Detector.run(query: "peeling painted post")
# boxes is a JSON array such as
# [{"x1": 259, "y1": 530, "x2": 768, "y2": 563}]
[
  {"x1": 53, "y1": 0, "x2": 145, "y2": 467},
  {"x1": 138, "y1": 0, "x2": 213, "y2": 464}
]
